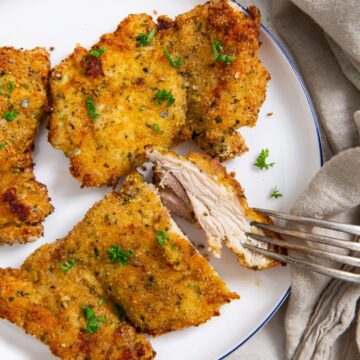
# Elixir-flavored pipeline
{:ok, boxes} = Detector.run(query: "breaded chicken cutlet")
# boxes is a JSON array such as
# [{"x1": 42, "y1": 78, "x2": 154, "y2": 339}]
[
  {"x1": 171, "y1": 0, "x2": 270, "y2": 160},
  {"x1": 147, "y1": 147, "x2": 279, "y2": 270},
  {"x1": 0, "y1": 172, "x2": 238, "y2": 358},
  {"x1": 49, "y1": 0, "x2": 269, "y2": 187},
  {"x1": 0, "y1": 265, "x2": 154, "y2": 360},
  {"x1": 0, "y1": 47, "x2": 53, "y2": 244},
  {"x1": 49, "y1": 14, "x2": 187, "y2": 187}
]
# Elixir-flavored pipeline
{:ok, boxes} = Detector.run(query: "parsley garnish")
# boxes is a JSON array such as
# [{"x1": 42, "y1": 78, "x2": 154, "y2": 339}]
[
  {"x1": 215, "y1": 116, "x2": 222, "y2": 124},
  {"x1": 154, "y1": 90, "x2": 175, "y2": 107},
  {"x1": 153, "y1": 123, "x2": 161, "y2": 133},
  {"x1": 0, "y1": 82, "x2": 14, "y2": 95},
  {"x1": 212, "y1": 41, "x2": 235, "y2": 65},
  {"x1": 85, "y1": 97, "x2": 100, "y2": 121},
  {"x1": 137, "y1": 29, "x2": 156, "y2": 47},
  {"x1": 60, "y1": 259, "x2": 76, "y2": 272},
  {"x1": 156, "y1": 230, "x2": 170, "y2": 248},
  {"x1": 8, "y1": 82, "x2": 15, "y2": 92},
  {"x1": 271, "y1": 187, "x2": 283, "y2": 199},
  {"x1": 108, "y1": 245, "x2": 132, "y2": 266},
  {"x1": 81, "y1": 306, "x2": 106, "y2": 334},
  {"x1": 254, "y1": 149, "x2": 275, "y2": 170},
  {"x1": 164, "y1": 50, "x2": 182, "y2": 68},
  {"x1": 89, "y1": 48, "x2": 105, "y2": 57},
  {"x1": 3, "y1": 109, "x2": 17, "y2": 122},
  {"x1": 0, "y1": 144, "x2": 4, "y2": 149},
  {"x1": 146, "y1": 123, "x2": 162, "y2": 133}
]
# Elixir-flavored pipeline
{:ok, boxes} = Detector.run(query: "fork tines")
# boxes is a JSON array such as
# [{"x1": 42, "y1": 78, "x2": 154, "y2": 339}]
[{"x1": 245, "y1": 208, "x2": 360, "y2": 283}]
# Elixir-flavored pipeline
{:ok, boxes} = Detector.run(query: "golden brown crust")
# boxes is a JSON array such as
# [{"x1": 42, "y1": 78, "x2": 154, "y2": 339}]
[
  {"x1": 53, "y1": 172, "x2": 238, "y2": 334},
  {"x1": 0, "y1": 47, "x2": 53, "y2": 244},
  {"x1": 0, "y1": 264, "x2": 154, "y2": 359},
  {"x1": 172, "y1": 1, "x2": 270, "y2": 160},
  {"x1": 49, "y1": 14, "x2": 187, "y2": 187},
  {"x1": 49, "y1": 2, "x2": 269, "y2": 186},
  {"x1": 0, "y1": 172, "x2": 237, "y2": 353}
]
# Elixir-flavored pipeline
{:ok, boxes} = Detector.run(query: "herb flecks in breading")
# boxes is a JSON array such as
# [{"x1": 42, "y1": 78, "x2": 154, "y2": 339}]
[
  {"x1": 85, "y1": 97, "x2": 100, "y2": 121},
  {"x1": 153, "y1": 123, "x2": 162, "y2": 134},
  {"x1": 89, "y1": 48, "x2": 105, "y2": 57},
  {"x1": 212, "y1": 41, "x2": 235, "y2": 65},
  {"x1": 0, "y1": 82, "x2": 15, "y2": 95},
  {"x1": 137, "y1": 29, "x2": 156, "y2": 47},
  {"x1": 60, "y1": 259, "x2": 76, "y2": 272},
  {"x1": 154, "y1": 90, "x2": 175, "y2": 107},
  {"x1": 3, "y1": 109, "x2": 17, "y2": 122},
  {"x1": 108, "y1": 244, "x2": 133, "y2": 266},
  {"x1": 164, "y1": 50, "x2": 182, "y2": 68},
  {"x1": 81, "y1": 306, "x2": 106, "y2": 334},
  {"x1": 8, "y1": 82, "x2": 15, "y2": 92},
  {"x1": 156, "y1": 230, "x2": 170, "y2": 248}
]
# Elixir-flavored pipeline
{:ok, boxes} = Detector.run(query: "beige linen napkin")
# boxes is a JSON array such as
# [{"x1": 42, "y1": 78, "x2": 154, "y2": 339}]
[
  {"x1": 271, "y1": 1, "x2": 360, "y2": 359},
  {"x1": 233, "y1": 0, "x2": 360, "y2": 360},
  {"x1": 229, "y1": 1, "x2": 360, "y2": 359}
]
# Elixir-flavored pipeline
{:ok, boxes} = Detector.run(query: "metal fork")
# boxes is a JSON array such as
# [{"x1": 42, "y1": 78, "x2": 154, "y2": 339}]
[{"x1": 244, "y1": 209, "x2": 360, "y2": 283}]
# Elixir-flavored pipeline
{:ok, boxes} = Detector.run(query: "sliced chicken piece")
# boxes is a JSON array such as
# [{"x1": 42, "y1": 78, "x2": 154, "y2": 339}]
[{"x1": 147, "y1": 147, "x2": 279, "y2": 270}]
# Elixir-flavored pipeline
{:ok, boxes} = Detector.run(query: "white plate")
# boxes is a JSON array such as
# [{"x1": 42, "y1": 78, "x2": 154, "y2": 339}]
[{"x1": 0, "y1": 0, "x2": 322, "y2": 359}]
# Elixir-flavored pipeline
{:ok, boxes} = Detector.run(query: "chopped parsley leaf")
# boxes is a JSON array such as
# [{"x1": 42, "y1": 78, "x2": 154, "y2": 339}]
[
  {"x1": 164, "y1": 50, "x2": 182, "y2": 68},
  {"x1": 85, "y1": 97, "x2": 100, "y2": 121},
  {"x1": 108, "y1": 244, "x2": 132, "y2": 266},
  {"x1": 154, "y1": 90, "x2": 175, "y2": 107},
  {"x1": 8, "y1": 82, "x2": 15, "y2": 92},
  {"x1": 153, "y1": 123, "x2": 161, "y2": 133},
  {"x1": 137, "y1": 29, "x2": 156, "y2": 47},
  {"x1": 3, "y1": 109, "x2": 17, "y2": 122},
  {"x1": 89, "y1": 48, "x2": 105, "y2": 57},
  {"x1": 0, "y1": 82, "x2": 14, "y2": 95},
  {"x1": 81, "y1": 306, "x2": 106, "y2": 334},
  {"x1": 271, "y1": 186, "x2": 283, "y2": 199},
  {"x1": 254, "y1": 149, "x2": 275, "y2": 170},
  {"x1": 60, "y1": 259, "x2": 76, "y2": 272},
  {"x1": 99, "y1": 299, "x2": 105, "y2": 306},
  {"x1": 156, "y1": 230, "x2": 170, "y2": 248},
  {"x1": 215, "y1": 116, "x2": 222, "y2": 124},
  {"x1": 0, "y1": 144, "x2": 5, "y2": 149},
  {"x1": 212, "y1": 41, "x2": 235, "y2": 65}
]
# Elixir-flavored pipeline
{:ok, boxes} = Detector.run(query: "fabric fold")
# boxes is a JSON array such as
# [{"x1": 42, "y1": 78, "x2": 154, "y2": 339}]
[{"x1": 231, "y1": 1, "x2": 360, "y2": 359}]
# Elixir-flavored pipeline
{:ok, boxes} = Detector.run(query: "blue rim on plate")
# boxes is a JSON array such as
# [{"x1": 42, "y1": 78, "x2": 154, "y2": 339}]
[{"x1": 219, "y1": 1, "x2": 324, "y2": 359}]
